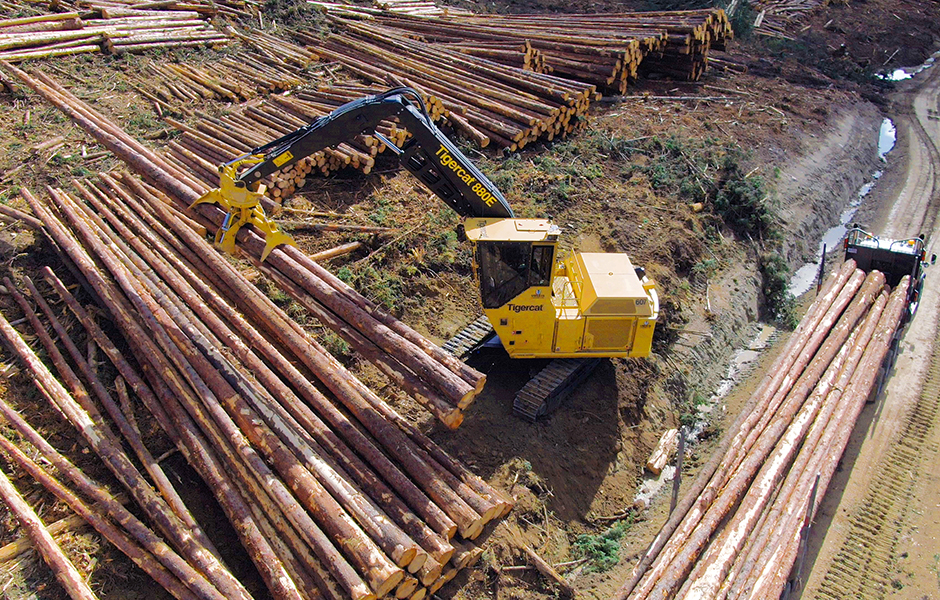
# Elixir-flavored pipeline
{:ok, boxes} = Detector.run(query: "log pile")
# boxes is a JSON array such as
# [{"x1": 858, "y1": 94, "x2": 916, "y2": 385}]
[
  {"x1": 0, "y1": 9, "x2": 228, "y2": 62},
  {"x1": 56, "y1": 0, "x2": 253, "y2": 19},
  {"x1": 5, "y1": 62, "x2": 488, "y2": 430},
  {"x1": 159, "y1": 83, "x2": 416, "y2": 199},
  {"x1": 372, "y1": 0, "x2": 473, "y2": 17},
  {"x1": 615, "y1": 260, "x2": 912, "y2": 600},
  {"x1": 311, "y1": 8, "x2": 732, "y2": 91},
  {"x1": 129, "y1": 46, "x2": 318, "y2": 110},
  {"x1": 288, "y1": 8, "x2": 730, "y2": 149},
  {"x1": 309, "y1": 0, "x2": 473, "y2": 18},
  {"x1": 303, "y1": 19, "x2": 598, "y2": 151},
  {"x1": 0, "y1": 62, "x2": 514, "y2": 600}
]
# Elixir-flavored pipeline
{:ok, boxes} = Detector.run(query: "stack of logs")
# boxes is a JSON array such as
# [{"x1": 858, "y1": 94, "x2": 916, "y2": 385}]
[
  {"x1": 2, "y1": 62, "x2": 513, "y2": 600},
  {"x1": 290, "y1": 8, "x2": 730, "y2": 149},
  {"x1": 313, "y1": 8, "x2": 732, "y2": 88},
  {"x1": 60, "y1": 0, "x2": 253, "y2": 19},
  {"x1": 160, "y1": 83, "x2": 417, "y2": 199},
  {"x1": 308, "y1": 0, "x2": 473, "y2": 18},
  {"x1": 372, "y1": 0, "x2": 473, "y2": 17},
  {"x1": 0, "y1": 8, "x2": 228, "y2": 62},
  {"x1": 298, "y1": 20, "x2": 598, "y2": 151},
  {"x1": 7, "y1": 62, "x2": 484, "y2": 427},
  {"x1": 129, "y1": 41, "x2": 320, "y2": 111},
  {"x1": 615, "y1": 260, "x2": 911, "y2": 600}
]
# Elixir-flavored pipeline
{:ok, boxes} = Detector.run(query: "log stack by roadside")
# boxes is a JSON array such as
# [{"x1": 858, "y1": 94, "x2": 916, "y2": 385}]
[
  {"x1": 0, "y1": 61, "x2": 513, "y2": 600},
  {"x1": 614, "y1": 260, "x2": 912, "y2": 600}
]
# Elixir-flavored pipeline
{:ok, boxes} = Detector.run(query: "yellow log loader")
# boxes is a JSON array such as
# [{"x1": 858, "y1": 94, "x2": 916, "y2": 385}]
[{"x1": 198, "y1": 87, "x2": 659, "y2": 420}]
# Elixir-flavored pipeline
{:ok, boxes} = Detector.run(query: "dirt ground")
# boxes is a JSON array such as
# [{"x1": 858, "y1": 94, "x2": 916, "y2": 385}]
[{"x1": 1, "y1": 0, "x2": 940, "y2": 599}]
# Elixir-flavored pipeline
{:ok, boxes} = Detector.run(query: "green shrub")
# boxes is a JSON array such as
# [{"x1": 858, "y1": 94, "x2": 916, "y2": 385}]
[
  {"x1": 319, "y1": 330, "x2": 351, "y2": 362},
  {"x1": 574, "y1": 520, "x2": 632, "y2": 572},
  {"x1": 630, "y1": 137, "x2": 778, "y2": 240},
  {"x1": 728, "y1": 0, "x2": 756, "y2": 38},
  {"x1": 759, "y1": 252, "x2": 798, "y2": 328}
]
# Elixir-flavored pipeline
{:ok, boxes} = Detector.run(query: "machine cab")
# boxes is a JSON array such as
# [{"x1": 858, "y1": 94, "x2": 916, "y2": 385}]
[
  {"x1": 463, "y1": 218, "x2": 659, "y2": 359},
  {"x1": 463, "y1": 218, "x2": 559, "y2": 309}
]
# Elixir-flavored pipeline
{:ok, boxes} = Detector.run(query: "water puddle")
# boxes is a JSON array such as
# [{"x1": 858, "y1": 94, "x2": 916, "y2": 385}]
[
  {"x1": 634, "y1": 325, "x2": 776, "y2": 509},
  {"x1": 878, "y1": 49, "x2": 940, "y2": 81},
  {"x1": 787, "y1": 118, "x2": 895, "y2": 298},
  {"x1": 879, "y1": 118, "x2": 897, "y2": 159}
]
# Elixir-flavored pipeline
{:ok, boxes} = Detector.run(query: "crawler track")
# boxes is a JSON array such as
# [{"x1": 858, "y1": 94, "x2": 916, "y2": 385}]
[
  {"x1": 513, "y1": 358, "x2": 603, "y2": 421},
  {"x1": 442, "y1": 315, "x2": 494, "y2": 359}
]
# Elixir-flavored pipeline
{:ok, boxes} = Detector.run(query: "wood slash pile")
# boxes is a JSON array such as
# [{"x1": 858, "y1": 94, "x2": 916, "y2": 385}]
[
  {"x1": 160, "y1": 83, "x2": 418, "y2": 199},
  {"x1": 745, "y1": 0, "x2": 826, "y2": 40},
  {"x1": 0, "y1": 7, "x2": 229, "y2": 62},
  {"x1": 0, "y1": 63, "x2": 513, "y2": 600},
  {"x1": 615, "y1": 260, "x2": 911, "y2": 600}
]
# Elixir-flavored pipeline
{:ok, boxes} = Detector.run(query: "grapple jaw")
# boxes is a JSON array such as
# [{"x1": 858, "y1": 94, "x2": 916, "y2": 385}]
[{"x1": 192, "y1": 157, "x2": 295, "y2": 261}]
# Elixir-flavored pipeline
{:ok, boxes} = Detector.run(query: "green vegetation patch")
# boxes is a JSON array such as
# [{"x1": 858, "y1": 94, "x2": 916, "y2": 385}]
[
  {"x1": 759, "y1": 252, "x2": 798, "y2": 328},
  {"x1": 574, "y1": 519, "x2": 633, "y2": 572},
  {"x1": 622, "y1": 136, "x2": 778, "y2": 241}
]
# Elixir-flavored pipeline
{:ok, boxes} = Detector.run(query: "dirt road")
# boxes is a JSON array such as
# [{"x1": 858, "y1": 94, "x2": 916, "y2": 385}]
[{"x1": 799, "y1": 61, "x2": 940, "y2": 598}]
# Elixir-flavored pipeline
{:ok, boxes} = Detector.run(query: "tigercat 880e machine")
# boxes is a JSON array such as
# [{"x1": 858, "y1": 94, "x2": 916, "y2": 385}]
[{"x1": 198, "y1": 87, "x2": 660, "y2": 421}]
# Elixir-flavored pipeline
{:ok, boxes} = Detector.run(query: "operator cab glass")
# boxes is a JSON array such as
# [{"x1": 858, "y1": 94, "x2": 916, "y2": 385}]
[{"x1": 477, "y1": 242, "x2": 554, "y2": 308}]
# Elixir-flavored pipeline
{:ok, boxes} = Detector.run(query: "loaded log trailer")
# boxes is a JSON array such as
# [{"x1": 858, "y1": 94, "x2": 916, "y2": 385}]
[{"x1": 843, "y1": 225, "x2": 933, "y2": 393}]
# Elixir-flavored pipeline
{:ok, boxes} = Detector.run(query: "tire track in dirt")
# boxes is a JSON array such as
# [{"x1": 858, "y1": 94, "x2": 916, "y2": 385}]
[
  {"x1": 811, "y1": 353, "x2": 940, "y2": 598},
  {"x1": 885, "y1": 65, "x2": 940, "y2": 239}
]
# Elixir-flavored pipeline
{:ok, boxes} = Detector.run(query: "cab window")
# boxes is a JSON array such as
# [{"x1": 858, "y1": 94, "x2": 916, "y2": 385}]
[{"x1": 477, "y1": 242, "x2": 530, "y2": 308}]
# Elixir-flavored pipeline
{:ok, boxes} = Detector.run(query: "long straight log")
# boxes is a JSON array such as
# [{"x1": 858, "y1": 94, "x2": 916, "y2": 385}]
[
  {"x1": 46, "y1": 186, "x2": 385, "y2": 600},
  {"x1": 83, "y1": 184, "x2": 425, "y2": 574},
  {"x1": 9, "y1": 274, "x2": 221, "y2": 563},
  {"x1": 253, "y1": 261, "x2": 464, "y2": 428},
  {"x1": 285, "y1": 245, "x2": 486, "y2": 393},
  {"x1": 0, "y1": 466, "x2": 99, "y2": 600},
  {"x1": 640, "y1": 268, "x2": 871, "y2": 599},
  {"x1": 41, "y1": 266, "x2": 307, "y2": 600},
  {"x1": 616, "y1": 260, "x2": 858, "y2": 600},
  {"x1": 722, "y1": 293, "x2": 888, "y2": 599},
  {"x1": 27, "y1": 193, "x2": 314, "y2": 600},
  {"x1": 0, "y1": 432, "x2": 201, "y2": 600},
  {"x1": 1, "y1": 63, "x2": 204, "y2": 201},
  {"x1": 0, "y1": 281, "x2": 252, "y2": 600},
  {"x1": 124, "y1": 186, "x2": 464, "y2": 542},
  {"x1": 677, "y1": 272, "x2": 886, "y2": 599},
  {"x1": 0, "y1": 340, "x2": 227, "y2": 600},
  {"x1": 736, "y1": 280, "x2": 910, "y2": 599}
]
